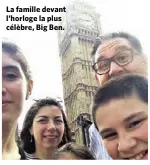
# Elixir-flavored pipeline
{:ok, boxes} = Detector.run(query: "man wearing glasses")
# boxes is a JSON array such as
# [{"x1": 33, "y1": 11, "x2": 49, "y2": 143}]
[{"x1": 89, "y1": 31, "x2": 148, "y2": 159}]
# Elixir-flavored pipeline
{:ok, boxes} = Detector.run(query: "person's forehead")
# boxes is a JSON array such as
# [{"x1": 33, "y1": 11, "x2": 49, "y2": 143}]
[
  {"x1": 3, "y1": 52, "x2": 19, "y2": 65},
  {"x1": 96, "y1": 97, "x2": 147, "y2": 126},
  {"x1": 36, "y1": 105, "x2": 62, "y2": 116},
  {"x1": 95, "y1": 38, "x2": 131, "y2": 60},
  {"x1": 2, "y1": 53, "x2": 23, "y2": 73},
  {"x1": 97, "y1": 96, "x2": 147, "y2": 115},
  {"x1": 99, "y1": 38, "x2": 131, "y2": 51}
]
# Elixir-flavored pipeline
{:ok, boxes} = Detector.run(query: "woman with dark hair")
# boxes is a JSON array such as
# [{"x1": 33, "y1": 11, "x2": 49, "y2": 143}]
[
  {"x1": 55, "y1": 142, "x2": 96, "y2": 160},
  {"x1": 2, "y1": 41, "x2": 33, "y2": 159},
  {"x1": 20, "y1": 98, "x2": 72, "y2": 159}
]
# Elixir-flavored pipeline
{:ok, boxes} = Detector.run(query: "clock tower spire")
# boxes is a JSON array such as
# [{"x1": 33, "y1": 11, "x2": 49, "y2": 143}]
[{"x1": 58, "y1": 0, "x2": 102, "y2": 145}]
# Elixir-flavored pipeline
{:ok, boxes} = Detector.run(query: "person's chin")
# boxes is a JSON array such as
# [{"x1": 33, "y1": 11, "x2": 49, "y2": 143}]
[
  {"x1": 43, "y1": 142, "x2": 57, "y2": 149},
  {"x1": 2, "y1": 113, "x2": 17, "y2": 123}
]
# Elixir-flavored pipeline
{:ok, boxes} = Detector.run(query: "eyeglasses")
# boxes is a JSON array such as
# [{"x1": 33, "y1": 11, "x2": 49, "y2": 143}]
[{"x1": 92, "y1": 49, "x2": 134, "y2": 75}]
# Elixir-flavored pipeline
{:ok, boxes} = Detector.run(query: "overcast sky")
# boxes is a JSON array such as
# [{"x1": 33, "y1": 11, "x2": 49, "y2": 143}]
[{"x1": 2, "y1": 0, "x2": 149, "y2": 128}]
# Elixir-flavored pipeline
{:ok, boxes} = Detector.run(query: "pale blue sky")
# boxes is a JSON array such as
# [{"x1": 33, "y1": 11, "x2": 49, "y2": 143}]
[{"x1": 2, "y1": 0, "x2": 149, "y2": 128}]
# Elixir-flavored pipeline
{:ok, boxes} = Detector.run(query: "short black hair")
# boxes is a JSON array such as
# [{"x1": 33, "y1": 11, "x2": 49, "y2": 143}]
[
  {"x1": 92, "y1": 74, "x2": 148, "y2": 130},
  {"x1": 91, "y1": 31, "x2": 143, "y2": 60},
  {"x1": 2, "y1": 40, "x2": 32, "y2": 80},
  {"x1": 20, "y1": 98, "x2": 72, "y2": 154},
  {"x1": 55, "y1": 142, "x2": 96, "y2": 160}
]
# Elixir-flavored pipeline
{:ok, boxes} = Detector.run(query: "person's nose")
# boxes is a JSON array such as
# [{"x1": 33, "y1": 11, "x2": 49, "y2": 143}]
[
  {"x1": 47, "y1": 120, "x2": 56, "y2": 132},
  {"x1": 118, "y1": 134, "x2": 137, "y2": 153},
  {"x1": 108, "y1": 61, "x2": 124, "y2": 78}
]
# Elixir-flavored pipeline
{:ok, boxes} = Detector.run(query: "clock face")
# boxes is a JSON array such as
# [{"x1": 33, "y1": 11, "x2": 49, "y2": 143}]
[{"x1": 79, "y1": 13, "x2": 95, "y2": 29}]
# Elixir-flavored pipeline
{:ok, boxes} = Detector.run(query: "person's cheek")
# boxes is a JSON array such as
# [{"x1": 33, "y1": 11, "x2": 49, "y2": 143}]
[
  {"x1": 138, "y1": 121, "x2": 148, "y2": 142},
  {"x1": 59, "y1": 125, "x2": 64, "y2": 139},
  {"x1": 13, "y1": 84, "x2": 23, "y2": 117},
  {"x1": 61, "y1": 126, "x2": 64, "y2": 137},
  {"x1": 15, "y1": 81, "x2": 26, "y2": 112},
  {"x1": 100, "y1": 74, "x2": 109, "y2": 85},
  {"x1": 104, "y1": 141, "x2": 117, "y2": 159},
  {"x1": 34, "y1": 125, "x2": 43, "y2": 142}
]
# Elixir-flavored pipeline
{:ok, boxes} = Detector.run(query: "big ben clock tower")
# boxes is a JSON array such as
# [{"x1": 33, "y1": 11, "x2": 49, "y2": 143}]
[{"x1": 58, "y1": 1, "x2": 102, "y2": 145}]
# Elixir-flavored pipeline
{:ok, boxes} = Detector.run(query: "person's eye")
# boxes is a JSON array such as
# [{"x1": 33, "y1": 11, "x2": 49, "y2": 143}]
[
  {"x1": 99, "y1": 61, "x2": 109, "y2": 70},
  {"x1": 117, "y1": 54, "x2": 128, "y2": 61},
  {"x1": 55, "y1": 119, "x2": 63, "y2": 124},
  {"x1": 3, "y1": 73, "x2": 18, "y2": 80},
  {"x1": 116, "y1": 51, "x2": 131, "y2": 63},
  {"x1": 128, "y1": 120, "x2": 142, "y2": 129},
  {"x1": 102, "y1": 132, "x2": 117, "y2": 140},
  {"x1": 38, "y1": 119, "x2": 47, "y2": 124}
]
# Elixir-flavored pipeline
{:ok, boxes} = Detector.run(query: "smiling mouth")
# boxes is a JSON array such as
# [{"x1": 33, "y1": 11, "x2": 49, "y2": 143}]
[
  {"x1": 44, "y1": 135, "x2": 57, "y2": 141},
  {"x1": 124, "y1": 150, "x2": 148, "y2": 160},
  {"x1": 2, "y1": 101, "x2": 12, "y2": 109},
  {"x1": 2, "y1": 100, "x2": 13, "y2": 104}
]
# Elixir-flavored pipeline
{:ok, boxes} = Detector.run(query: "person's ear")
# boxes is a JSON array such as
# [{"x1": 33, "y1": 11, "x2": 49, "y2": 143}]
[
  {"x1": 95, "y1": 74, "x2": 101, "y2": 85},
  {"x1": 26, "y1": 80, "x2": 33, "y2": 100},
  {"x1": 95, "y1": 74, "x2": 103, "y2": 86},
  {"x1": 95, "y1": 74, "x2": 99, "y2": 81}
]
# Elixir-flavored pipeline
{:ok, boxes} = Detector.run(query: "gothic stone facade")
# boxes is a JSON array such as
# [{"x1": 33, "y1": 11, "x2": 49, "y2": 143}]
[{"x1": 58, "y1": 1, "x2": 102, "y2": 144}]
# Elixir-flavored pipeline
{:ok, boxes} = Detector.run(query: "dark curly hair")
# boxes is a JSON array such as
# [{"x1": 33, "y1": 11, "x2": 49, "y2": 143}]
[{"x1": 20, "y1": 98, "x2": 72, "y2": 154}]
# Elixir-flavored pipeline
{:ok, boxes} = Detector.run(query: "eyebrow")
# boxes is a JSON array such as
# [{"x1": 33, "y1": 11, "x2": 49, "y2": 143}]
[
  {"x1": 96, "y1": 55, "x2": 105, "y2": 62},
  {"x1": 123, "y1": 111, "x2": 146, "y2": 123},
  {"x1": 100, "y1": 111, "x2": 146, "y2": 135},
  {"x1": 36, "y1": 116, "x2": 48, "y2": 119},
  {"x1": 114, "y1": 46, "x2": 130, "y2": 52},
  {"x1": 2, "y1": 65, "x2": 20, "y2": 72},
  {"x1": 100, "y1": 128, "x2": 113, "y2": 135},
  {"x1": 36, "y1": 115, "x2": 62, "y2": 119},
  {"x1": 96, "y1": 45, "x2": 130, "y2": 62}
]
